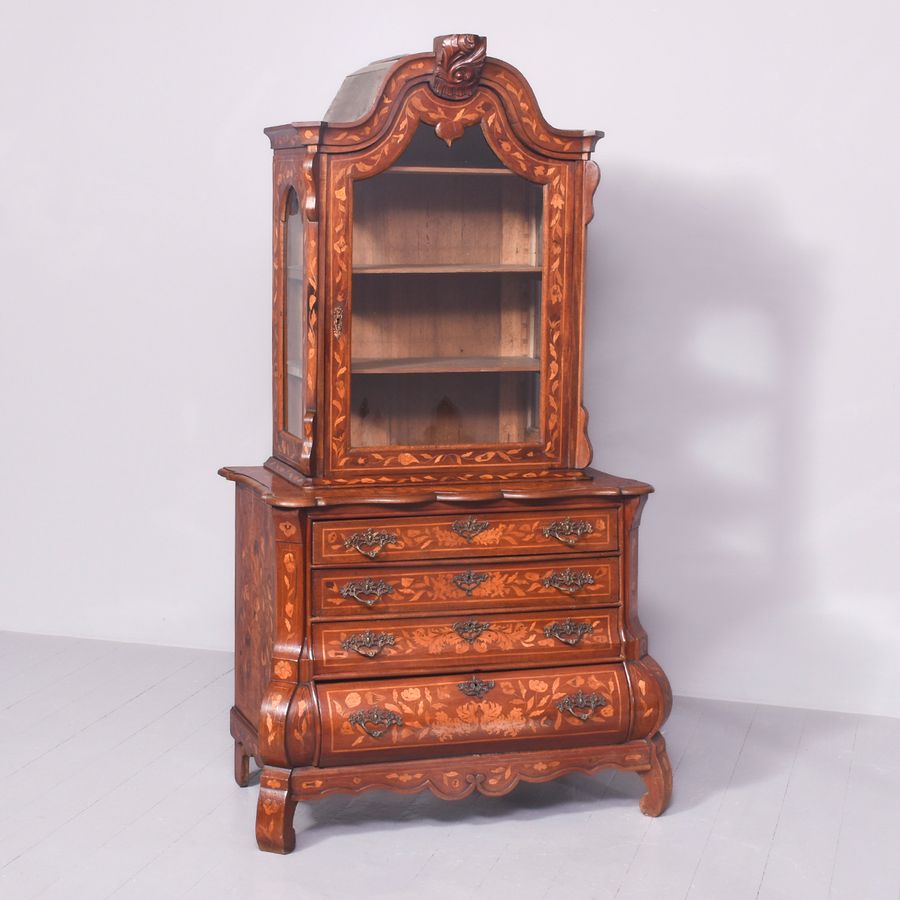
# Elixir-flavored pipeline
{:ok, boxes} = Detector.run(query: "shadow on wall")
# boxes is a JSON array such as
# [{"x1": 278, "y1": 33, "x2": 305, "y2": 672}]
[{"x1": 583, "y1": 167, "x2": 823, "y2": 700}]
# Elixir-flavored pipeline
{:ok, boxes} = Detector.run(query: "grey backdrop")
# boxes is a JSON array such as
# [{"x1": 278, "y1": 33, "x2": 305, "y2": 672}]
[{"x1": 1, "y1": 1, "x2": 898, "y2": 716}]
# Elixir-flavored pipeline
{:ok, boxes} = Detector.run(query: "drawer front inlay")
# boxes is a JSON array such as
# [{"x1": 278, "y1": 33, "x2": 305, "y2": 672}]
[
  {"x1": 312, "y1": 556, "x2": 620, "y2": 618},
  {"x1": 317, "y1": 664, "x2": 630, "y2": 765},
  {"x1": 311, "y1": 508, "x2": 618, "y2": 566},
  {"x1": 312, "y1": 608, "x2": 621, "y2": 677}
]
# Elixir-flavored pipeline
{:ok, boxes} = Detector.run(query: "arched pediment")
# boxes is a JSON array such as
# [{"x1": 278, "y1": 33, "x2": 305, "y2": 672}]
[{"x1": 265, "y1": 35, "x2": 602, "y2": 160}]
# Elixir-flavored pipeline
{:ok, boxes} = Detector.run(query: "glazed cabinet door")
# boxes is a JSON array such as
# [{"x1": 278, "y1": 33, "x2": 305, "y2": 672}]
[
  {"x1": 272, "y1": 147, "x2": 319, "y2": 474},
  {"x1": 323, "y1": 88, "x2": 577, "y2": 481}
]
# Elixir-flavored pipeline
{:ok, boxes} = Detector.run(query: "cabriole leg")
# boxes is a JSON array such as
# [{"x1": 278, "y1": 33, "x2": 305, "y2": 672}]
[
  {"x1": 234, "y1": 740, "x2": 251, "y2": 787},
  {"x1": 639, "y1": 733, "x2": 673, "y2": 817},
  {"x1": 256, "y1": 767, "x2": 298, "y2": 854}
]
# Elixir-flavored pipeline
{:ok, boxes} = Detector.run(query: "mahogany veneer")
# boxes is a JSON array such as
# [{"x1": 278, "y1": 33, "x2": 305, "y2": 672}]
[{"x1": 221, "y1": 34, "x2": 672, "y2": 854}]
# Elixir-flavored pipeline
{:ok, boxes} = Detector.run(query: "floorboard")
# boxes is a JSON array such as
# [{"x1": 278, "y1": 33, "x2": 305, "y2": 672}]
[{"x1": 0, "y1": 632, "x2": 896, "y2": 900}]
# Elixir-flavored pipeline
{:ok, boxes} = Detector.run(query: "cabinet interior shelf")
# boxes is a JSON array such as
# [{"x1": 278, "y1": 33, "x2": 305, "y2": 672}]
[
  {"x1": 382, "y1": 166, "x2": 515, "y2": 176},
  {"x1": 351, "y1": 356, "x2": 540, "y2": 375},
  {"x1": 353, "y1": 264, "x2": 541, "y2": 275}
]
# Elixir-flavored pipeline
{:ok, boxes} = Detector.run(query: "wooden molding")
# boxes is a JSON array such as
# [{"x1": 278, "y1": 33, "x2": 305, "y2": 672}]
[{"x1": 430, "y1": 34, "x2": 487, "y2": 100}]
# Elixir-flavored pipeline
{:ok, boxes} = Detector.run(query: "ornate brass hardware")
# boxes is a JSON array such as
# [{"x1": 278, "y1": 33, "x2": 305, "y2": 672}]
[
  {"x1": 348, "y1": 707, "x2": 403, "y2": 738},
  {"x1": 556, "y1": 690, "x2": 607, "y2": 721},
  {"x1": 332, "y1": 303, "x2": 344, "y2": 338},
  {"x1": 341, "y1": 631, "x2": 396, "y2": 658},
  {"x1": 544, "y1": 618, "x2": 594, "y2": 646},
  {"x1": 542, "y1": 569, "x2": 595, "y2": 594},
  {"x1": 451, "y1": 516, "x2": 490, "y2": 542},
  {"x1": 452, "y1": 619, "x2": 491, "y2": 644},
  {"x1": 457, "y1": 675, "x2": 496, "y2": 699},
  {"x1": 542, "y1": 518, "x2": 593, "y2": 546},
  {"x1": 452, "y1": 570, "x2": 489, "y2": 595},
  {"x1": 344, "y1": 528, "x2": 399, "y2": 559},
  {"x1": 339, "y1": 578, "x2": 393, "y2": 607}
]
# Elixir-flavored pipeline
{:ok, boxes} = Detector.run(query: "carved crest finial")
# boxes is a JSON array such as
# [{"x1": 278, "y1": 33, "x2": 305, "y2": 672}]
[{"x1": 430, "y1": 34, "x2": 487, "y2": 100}]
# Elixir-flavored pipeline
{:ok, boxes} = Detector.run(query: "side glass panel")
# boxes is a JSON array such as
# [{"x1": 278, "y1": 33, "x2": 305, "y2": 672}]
[
  {"x1": 349, "y1": 125, "x2": 543, "y2": 448},
  {"x1": 284, "y1": 188, "x2": 304, "y2": 435}
]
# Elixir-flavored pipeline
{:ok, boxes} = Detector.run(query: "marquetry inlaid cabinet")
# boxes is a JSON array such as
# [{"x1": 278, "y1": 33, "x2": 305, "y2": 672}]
[{"x1": 220, "y1": 34, "x2": 672, "y2": 853}]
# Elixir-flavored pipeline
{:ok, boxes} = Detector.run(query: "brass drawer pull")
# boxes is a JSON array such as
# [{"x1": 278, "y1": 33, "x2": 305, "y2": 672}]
[
  {"x1": 542, "y1": 568, "x2": 595, "y2": 594},
  {"x1": 556, "y1": 689, "x2": 607, "y2": 721},
  {"x1": 341, "y1": 631, "x2": 396, "y2": 657},
  {"x1": 452, "y1": 619, "x2": 492, "y2": 644},
  {"x1": 348, "y1": 707, "x2": 403, "y2": 738},
  {"x1": 542, "y1": 517, "x2": 593, "y2": 546},
  {"x1": 339, "y1": 578, "x2": 393, "y2": 607},
  {"x1": 457, "y1": 675, "x2": 496, "y2": 699},
  {"x1": 452, "y1": 570, "x2": 489, "y2": 595},
  {"x1": 544, "y1": 618, "x2": 594, "y2": 646},
  {"x1": 451, "y1": 516, "x2": 490, "y2": 542},
  {"x1": 344, "y1": 528, "x2": 399, "y2": 559}
]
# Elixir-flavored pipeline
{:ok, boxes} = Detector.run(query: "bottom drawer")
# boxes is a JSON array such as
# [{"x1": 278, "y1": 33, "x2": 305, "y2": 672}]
[{"x1": 317, "y1": 664, "x2": 630, "y2": 765}]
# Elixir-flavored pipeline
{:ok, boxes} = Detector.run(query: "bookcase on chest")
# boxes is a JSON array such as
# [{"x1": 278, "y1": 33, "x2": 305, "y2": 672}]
[{"x1": 220, "y1": 34, "x2": 672, "y2": 853}]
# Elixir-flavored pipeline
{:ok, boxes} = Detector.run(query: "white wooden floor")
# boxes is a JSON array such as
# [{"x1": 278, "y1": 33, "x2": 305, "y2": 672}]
[{"x1": 1, "y1": 632, "x2": 898, "y2": 900}]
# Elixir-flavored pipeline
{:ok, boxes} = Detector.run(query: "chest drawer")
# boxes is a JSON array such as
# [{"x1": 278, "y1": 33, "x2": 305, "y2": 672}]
[
  {"x1": 311, "y1": 608, "x2": 621, "y2": 678},
  {"x1": 311, "y1": 508, "x2": 618, "y2": 566},
  {"x1": 316, "y1": 663, "x2": 630, "y2": 765},
  {"x1": 311, "y1": 556, "x2": 620, "y2": 619}
]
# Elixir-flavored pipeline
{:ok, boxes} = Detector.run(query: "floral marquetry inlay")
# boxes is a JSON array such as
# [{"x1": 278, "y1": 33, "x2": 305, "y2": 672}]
[
  {"x1": 289, "y1": 741, "x2": 656, "y2": 805},
  {"x1": 325, "y1": 83, "x2": 570, "y2": 477},
  {"x1": 318, "y1": 666, "x2": 629, "y2": 761},
  {"x1": 313, "y1": 558, "x2": 619, "y2": 618},
  {"x1": 314, "y1": 610, "x2": 618, "y2": 678},
  {"x1": 313, "y1": 510, "x2": 617, "y2": 565},
  {"x1": 307, "y1": 53, "x2": 597, "y2": 159}
]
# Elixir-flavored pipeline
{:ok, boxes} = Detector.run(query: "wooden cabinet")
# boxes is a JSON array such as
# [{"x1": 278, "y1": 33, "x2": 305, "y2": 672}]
[{"x1": 220, "y1": 34, "x2": 672, "y2": 853}]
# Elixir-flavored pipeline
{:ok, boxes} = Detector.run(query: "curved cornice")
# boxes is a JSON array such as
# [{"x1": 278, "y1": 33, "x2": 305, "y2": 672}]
[{"x1": 265, "y1": 37, "x2": 602, "y2": 160}]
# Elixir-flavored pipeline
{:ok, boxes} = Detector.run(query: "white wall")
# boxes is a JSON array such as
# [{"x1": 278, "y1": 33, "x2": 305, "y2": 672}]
[{"x1": 1, "y1": 1, "x2": 898, "y2": 716}]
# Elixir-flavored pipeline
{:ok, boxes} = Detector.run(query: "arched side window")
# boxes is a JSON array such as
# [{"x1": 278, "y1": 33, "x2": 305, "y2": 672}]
[{"x1": 283, "y1": 188, "x2": 304, "y2": 436}]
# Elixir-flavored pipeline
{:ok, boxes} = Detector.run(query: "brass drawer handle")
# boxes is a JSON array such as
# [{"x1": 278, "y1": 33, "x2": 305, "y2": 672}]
[
  {"x1": 556, "y1": 689, "x2": 607, "y2": 721},
  {"x1": 542, "y1": 568, "x2": 595, "y2": 594},
  {"x1": 542, "y1": 517, "x2": 593, "y2": 546},
  {"x1": 452, "y1": 570, "x2": 489, "y2": 595},
  {"x1": 344, "y1": 528, "x2": 399, "y2": 559},
  {"x1": 457, "y1": 675, "x2": 495, "y2": 699},
  {"x1": 339, "y1": 578, "x2": 393, "y2": 607},
  {"x1": 341, "y1": 630, "x2": 396, "y2": 657},
  {"x1": 348, "y1": 707, "x2": 403, "y2": 738},
  {"x1": 452, "y1": 619, "x2": 491, "y2": 644},
  {"x1": 544, "y1": 618, "x2": 594, "y2": 646},
  {"x1": 451, "y1": 516, "x2": 490, "y2": 542}
]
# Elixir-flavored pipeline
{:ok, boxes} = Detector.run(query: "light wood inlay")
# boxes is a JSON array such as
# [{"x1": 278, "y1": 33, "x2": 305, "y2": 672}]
[
  {"x1": 312, "y1": 555, "x2": 620, "y2": 618},
  {"x1": 312, "y1": 508, "x2": 618, "y2": 566},
  {"x1": 317, "y1": 664, "x2": 631, "y2": 765},
  {"x1": 312, "y1": 608, "x2": 621, "y2": 677}
]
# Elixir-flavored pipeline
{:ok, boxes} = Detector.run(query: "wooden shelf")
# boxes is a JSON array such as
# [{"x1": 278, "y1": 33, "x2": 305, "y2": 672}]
[
  {"x1": 383, "y1": 166, "x2": 514, "y2": 176},
  {"x1": 352, "y1": 356, "x2": 540, "y2": 375},
  {"x1": 353, "y1": 264, "x2": 541, "y2": 275}
]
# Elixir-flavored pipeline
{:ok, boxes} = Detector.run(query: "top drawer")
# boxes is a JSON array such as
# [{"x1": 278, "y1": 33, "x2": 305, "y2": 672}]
[{"x1": 312, "y1": 508, "x2": 618, "y2": 566}]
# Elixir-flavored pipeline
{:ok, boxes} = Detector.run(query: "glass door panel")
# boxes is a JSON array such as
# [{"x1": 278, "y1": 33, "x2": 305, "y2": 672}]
[
  {"x1": 284, "y1": 188, "x2": 305, "y2": 435},
  {"x1": 350, "y1": 125, "x2": 543, "y2": 448}
]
